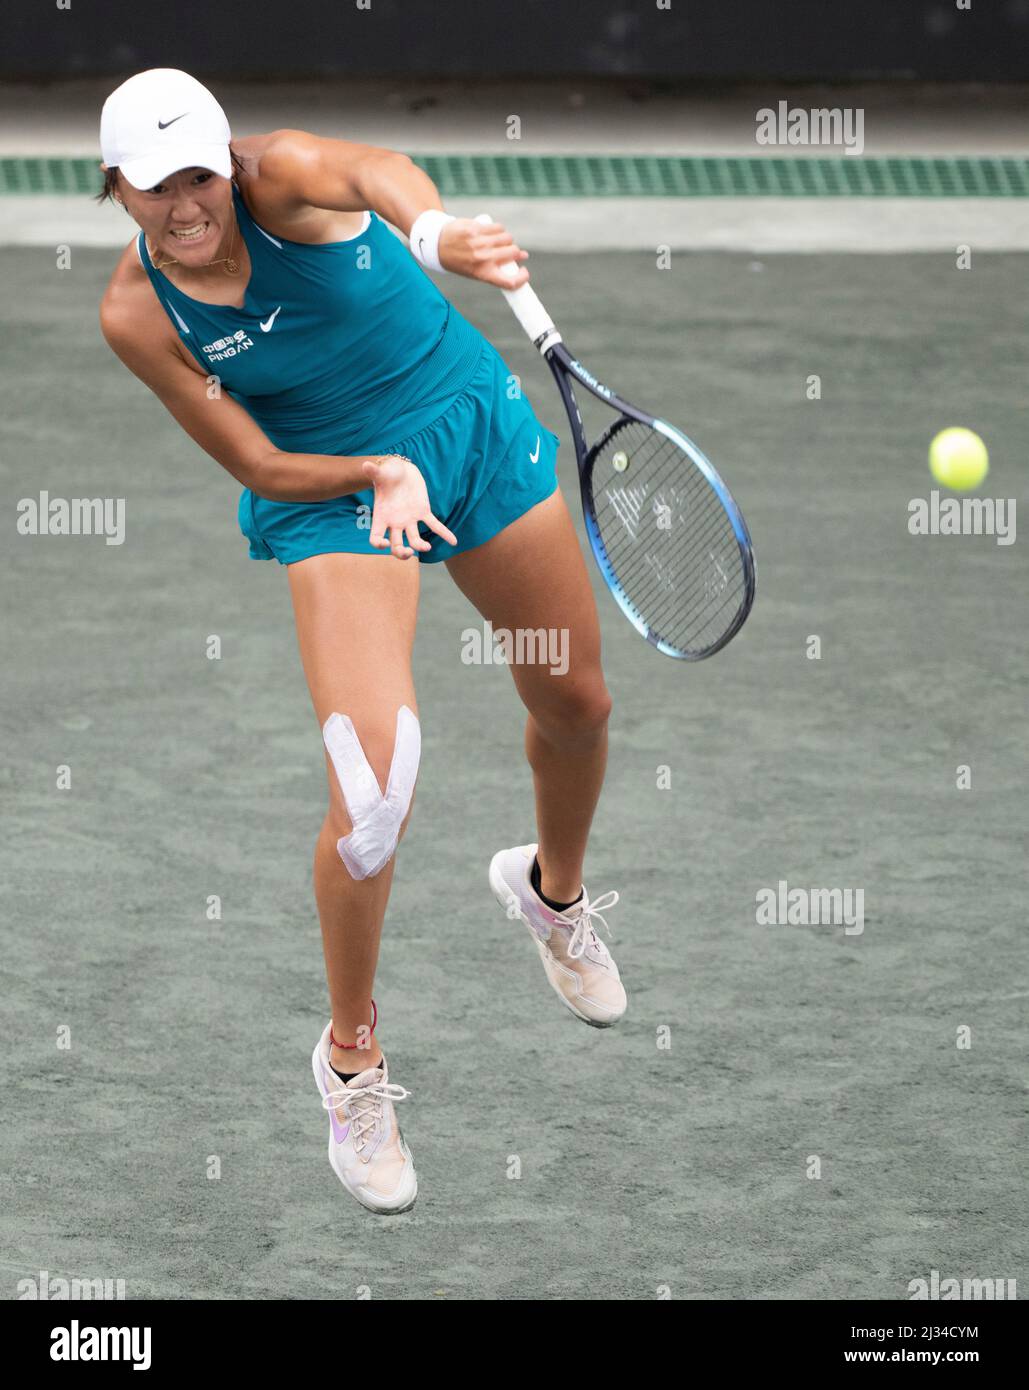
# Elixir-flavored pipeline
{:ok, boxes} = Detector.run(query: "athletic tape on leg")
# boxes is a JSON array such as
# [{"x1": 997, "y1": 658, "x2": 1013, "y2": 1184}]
[{"x1": 322, "y1": 705, "x2": 420, "y2": 880}]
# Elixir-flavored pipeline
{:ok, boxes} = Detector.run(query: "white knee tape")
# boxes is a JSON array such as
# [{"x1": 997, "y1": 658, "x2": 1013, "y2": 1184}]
[{"x1": 322, "y1": 705, "x2": 420, "y2": 880}]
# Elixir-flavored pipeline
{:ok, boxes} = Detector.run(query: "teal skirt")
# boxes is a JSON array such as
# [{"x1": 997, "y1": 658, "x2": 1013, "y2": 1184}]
[{"x1": 237, "y1": 339, "x2": 560, "y2": 566}]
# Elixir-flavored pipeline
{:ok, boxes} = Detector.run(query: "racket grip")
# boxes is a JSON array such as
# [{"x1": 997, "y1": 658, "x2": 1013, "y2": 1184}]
[{"x1": 475, "y1": 212, "x2": 561, "y2": 350}]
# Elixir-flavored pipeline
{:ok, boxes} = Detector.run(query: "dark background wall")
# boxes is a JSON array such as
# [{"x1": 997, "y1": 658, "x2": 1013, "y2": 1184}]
[{"x1": 2, "y1": 0, "x2": 1028, "y2": 82}]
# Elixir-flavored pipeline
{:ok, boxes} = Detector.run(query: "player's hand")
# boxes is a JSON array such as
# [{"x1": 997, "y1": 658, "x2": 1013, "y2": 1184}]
[
  {"x1": 438, "y1": 217, "x2": 530, "y2": 288},
  {"x1": 362, "y1": 455, "x2": 457, "y2": 559}
]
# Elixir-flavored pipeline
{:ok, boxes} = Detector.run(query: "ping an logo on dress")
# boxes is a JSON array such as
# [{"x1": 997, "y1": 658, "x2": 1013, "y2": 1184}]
[{"x1": 202, "y1": 329, "x2": 255, "y2": 362}]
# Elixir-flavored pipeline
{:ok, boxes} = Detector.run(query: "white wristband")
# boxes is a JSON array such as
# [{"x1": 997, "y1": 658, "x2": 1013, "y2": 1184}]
[{"x1": 409, "y1": 209, "x2": 455, "y2": 272}]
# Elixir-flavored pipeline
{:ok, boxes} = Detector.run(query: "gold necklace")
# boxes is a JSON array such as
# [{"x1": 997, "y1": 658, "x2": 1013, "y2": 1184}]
[{"x1": 147, "y1": 215, "x2": 239, "y2": 275}]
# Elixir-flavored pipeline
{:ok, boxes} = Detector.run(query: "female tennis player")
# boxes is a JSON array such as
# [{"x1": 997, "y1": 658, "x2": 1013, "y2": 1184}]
[{"x1": 98, "y1": 69, "x2": 625, "y2": 1215}]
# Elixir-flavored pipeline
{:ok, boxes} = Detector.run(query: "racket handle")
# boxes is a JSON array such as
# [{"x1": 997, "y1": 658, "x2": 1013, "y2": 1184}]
[{"x1": 474, "y1": 212, "x2": 562, "y2": 353}]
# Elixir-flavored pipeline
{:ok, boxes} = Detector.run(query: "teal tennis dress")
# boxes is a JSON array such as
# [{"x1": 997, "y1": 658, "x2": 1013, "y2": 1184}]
[{"x1": 135, "y1": 183, "x2": 559, "y2": 564}]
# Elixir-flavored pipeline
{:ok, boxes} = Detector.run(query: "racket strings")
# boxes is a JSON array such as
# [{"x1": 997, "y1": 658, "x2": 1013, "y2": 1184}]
[
  {"x1": 611, "y1": 496, "x2": 744, "y2": 650},
  {"x1": 589, "y1": 421, "x2": 747, "y2": 657},
  {"x1": 619, "y1": 519, "x2": 741, "y2": 652}
]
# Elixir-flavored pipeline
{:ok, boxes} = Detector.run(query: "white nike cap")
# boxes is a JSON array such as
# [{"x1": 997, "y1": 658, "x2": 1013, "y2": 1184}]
[{"x1": 100, "y1": 68, "x2": 232, "y2": 190}]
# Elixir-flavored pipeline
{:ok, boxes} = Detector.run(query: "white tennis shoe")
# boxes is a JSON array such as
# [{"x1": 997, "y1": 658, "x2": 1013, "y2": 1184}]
[
  {"x1": 489, "y1": 843, "x2": 626, "y2": 1027},
  {"x1": 311, "y1": 1023, "x2": 417, "y2": 1215}
]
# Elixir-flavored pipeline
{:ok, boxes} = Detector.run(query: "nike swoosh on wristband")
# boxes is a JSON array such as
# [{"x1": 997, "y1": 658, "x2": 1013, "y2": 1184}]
[
  {"x1": 157, "y1": 113, "x2": 188, "y2": 129},
  {"x1": 529, "y1": 435, "x2": 541, "y2": 463},
  {"x1": 260, "y1": 307, "x2": 282, "y2": 332}
]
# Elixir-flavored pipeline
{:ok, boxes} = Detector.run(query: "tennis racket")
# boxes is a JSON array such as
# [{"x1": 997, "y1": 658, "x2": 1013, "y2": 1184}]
[{"x1": 476, "y1": 214, "x2": 756, "y2": 660}]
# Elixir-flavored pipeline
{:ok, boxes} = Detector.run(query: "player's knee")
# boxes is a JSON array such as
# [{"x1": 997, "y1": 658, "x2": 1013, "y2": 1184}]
[
  {"x1": 325, "y1": 783, "x2": 417, "y2": 850},
  {"x1": 322, "y1": 705, "x2": 421, "y2": 880},
  {"x1": 536, "y1": 680, "x2": 612, "y2": 747},
  {"x1": 579, "y1": 684, "x2": 614, "y2": 731}
]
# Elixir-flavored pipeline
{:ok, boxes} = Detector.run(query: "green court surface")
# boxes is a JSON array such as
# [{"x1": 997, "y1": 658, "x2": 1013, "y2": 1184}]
[{"x1": 1, "y1": 246, "x2": 1024, "y2": 1299}]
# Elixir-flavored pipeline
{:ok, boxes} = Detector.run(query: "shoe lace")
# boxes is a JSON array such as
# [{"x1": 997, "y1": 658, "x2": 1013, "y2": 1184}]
[
  {"x1": 322, "y1": 1077, "x2": 412, "y2": 1154},
  {"x1": 555, "y1": 889, "x2": 619, "y2": 960}
]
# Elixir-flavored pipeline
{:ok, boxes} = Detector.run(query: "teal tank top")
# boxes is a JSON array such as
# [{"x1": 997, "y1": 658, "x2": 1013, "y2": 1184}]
[{"x1": 136, "y1": 183, "x2": 484, "y2": 455}]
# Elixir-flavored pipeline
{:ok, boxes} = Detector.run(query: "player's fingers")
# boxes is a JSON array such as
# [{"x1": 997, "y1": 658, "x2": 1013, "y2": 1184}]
[
  {"x1": 423, "y1": 513, "x2": 458, "y2": 547},
  {"x1": 473, "y1": 238, "x2": 524, "y2": 264},
  {"x1": 483, "y1": 262, "x2": 530, "y2": 289},
  {"x1": 490, "y1": 243, "x2": 527, "y2": 264},
  {"x1": 404, "y1": 522, "x2": 432, "y2": 553},
  {"x1": 471, "y1": 213, "x2": 528, "y2": 285},
  {"x1": 388, "y1": 525, "x2": 413, "y2": 559}
]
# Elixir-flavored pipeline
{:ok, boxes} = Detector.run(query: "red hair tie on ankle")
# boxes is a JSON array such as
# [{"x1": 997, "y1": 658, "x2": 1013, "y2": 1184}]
[{"x1": 330, "y1": 997, "x2": 378, "y2": 1050}]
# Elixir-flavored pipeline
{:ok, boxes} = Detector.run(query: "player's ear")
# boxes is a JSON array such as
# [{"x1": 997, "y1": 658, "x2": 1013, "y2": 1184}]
[{"x1": 101, "y1": 163, "x2": 126, "y2": 207}]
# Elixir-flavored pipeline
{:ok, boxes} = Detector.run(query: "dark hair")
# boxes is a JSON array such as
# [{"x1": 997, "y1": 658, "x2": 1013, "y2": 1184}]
[{"x1": 96, "y1": 146, "x2": 246, "y2": 203}]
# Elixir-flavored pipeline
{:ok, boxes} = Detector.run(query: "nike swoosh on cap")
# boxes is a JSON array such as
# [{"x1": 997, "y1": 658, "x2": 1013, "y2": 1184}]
[{"x1": 157, "y1": 113, "x2": 189, "y2": 130}]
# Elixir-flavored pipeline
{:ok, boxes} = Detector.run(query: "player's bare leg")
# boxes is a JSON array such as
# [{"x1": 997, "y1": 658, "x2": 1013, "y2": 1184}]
[
  {"x1": 288, "y1": 550, "x2": 420, "y2": 1063},
  {"x1": 288, "y1": 550, "x2": 421, "y2": 1211},
  {"x1": 445, "y1": 488, "x2": 611, "y2": 903},
  {"x1": 447, "y1": 488, "x2": 625, "y2": 1026}
]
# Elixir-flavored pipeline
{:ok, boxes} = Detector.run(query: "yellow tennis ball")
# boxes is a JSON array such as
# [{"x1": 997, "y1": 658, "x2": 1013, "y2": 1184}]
[{"x1": 928, "y1": 428, "x2": 989, "y2": 491}]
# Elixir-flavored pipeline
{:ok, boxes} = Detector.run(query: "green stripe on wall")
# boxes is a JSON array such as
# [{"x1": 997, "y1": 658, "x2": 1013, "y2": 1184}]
[{"x1": 4, "y1": 154, "x2": 1029, "y2": 198}]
